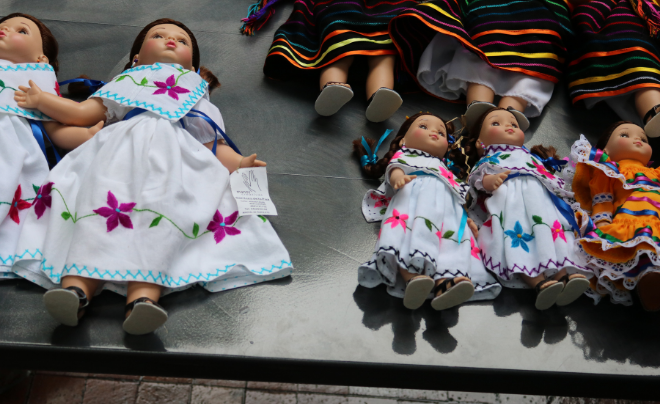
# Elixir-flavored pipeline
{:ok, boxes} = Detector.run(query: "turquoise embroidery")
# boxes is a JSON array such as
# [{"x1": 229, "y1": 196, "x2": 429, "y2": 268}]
[
  {"x1": 0, "y1": 63, "x2": 54, "y2": 72},
  {"x1": 2, "y1": 249, "x2": 43, "y2": 265}
]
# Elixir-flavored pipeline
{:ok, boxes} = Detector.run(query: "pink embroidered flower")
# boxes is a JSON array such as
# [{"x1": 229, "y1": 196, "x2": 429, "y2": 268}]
[
  {"x1": 207, "y1": 210, "x2": 241, "y2": 244},
  {"x1": 370, "y1": 193, "x2": 391, "y2": 208},
  {"x1": 435, "y1": 223, "x2": 444, "y2": 247},
  {"x1": 383, "y1": 209, "x2": 408, "y2": 232},
  {"x1": 153, "y1": 75, "x2": 190, "y2": 100},
  {"x1": 8, "y1": 185, "x2": 31, "y2": 224},
  {"x1": 551, "y1": 220, "x2": 566, "y2": 242},
  {"x1": 93, "y1": 191, "x2": 136, "y2": 232},
  {"x1": 33, "y1": 182, "x2": 54, "y2": 219},
  {"x1": 391, "y1": 151, "x2": 404, "y2": 161},
  {"x1": 531, "y1": 160, "x2": 555, "y2": 180},
  {"x1": 470, "y1": 237, "x2": 481, "y2": 259},
  {"x1": 438, "y1": 166, "x2": 458, "y2": 187},
  {"x1": 483, "y1": 217, "x2": 493, "y2": 233},
  {"x1": 54, "y1": 82, "x2": 62, "y2": 97}
]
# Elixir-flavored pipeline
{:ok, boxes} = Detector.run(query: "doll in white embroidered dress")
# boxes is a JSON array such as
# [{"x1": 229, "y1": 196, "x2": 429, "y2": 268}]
[
  {"x1": 0, "y1": 13, "x2": 100, "y2": 280},
  {"x1": 354, "y1": 113, "x2": 502, "y2": 310},
  {"x1": 466, "y1": 107, "x2": 593, "y2": 310},
  {"x1": 12, "y1": 18, "x2": 293, "y2": 335}
]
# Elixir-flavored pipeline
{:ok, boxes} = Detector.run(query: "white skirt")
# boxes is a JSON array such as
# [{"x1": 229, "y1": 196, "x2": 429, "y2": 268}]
[
  {"x1": 359, "y1": 176, "x2": 501, "y2": 301},
  {"x1": 12, "y1": 111, "x2": 292, "y2": 295},
  {"x1": 417, "y1": 34, "x2": 555, "y2": 118},
  {"x1": 0, "y1": 114, "x2": 50, "y2": 280}
]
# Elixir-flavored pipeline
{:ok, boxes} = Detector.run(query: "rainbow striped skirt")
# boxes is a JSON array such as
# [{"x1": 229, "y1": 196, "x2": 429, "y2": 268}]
[
  {"x1": 263, "y1": 0, "x2": 419, "y2": 80},
  {"x1": 568, "y1": 0, "x2": 660, "y2": 107}
]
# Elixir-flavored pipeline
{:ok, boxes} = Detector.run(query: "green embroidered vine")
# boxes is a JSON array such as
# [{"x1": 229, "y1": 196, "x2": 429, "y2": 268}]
[
  {"x1": 114, "y1": 68, "x2": 190, "y2": 88},
  {"x1": 0, "y1": 79, "x2": 17, "y2": 95}
]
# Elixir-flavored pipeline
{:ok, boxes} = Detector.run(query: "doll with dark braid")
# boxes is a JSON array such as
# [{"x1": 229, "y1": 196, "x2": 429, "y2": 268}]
[{"x1": 353, "y1": 112, "x2": 502, "y2": 311}]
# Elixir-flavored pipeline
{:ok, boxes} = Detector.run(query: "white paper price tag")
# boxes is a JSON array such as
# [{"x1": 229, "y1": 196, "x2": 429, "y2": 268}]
[{"x1": 229, "y1": 167, "x2": 278, "y2": 216}]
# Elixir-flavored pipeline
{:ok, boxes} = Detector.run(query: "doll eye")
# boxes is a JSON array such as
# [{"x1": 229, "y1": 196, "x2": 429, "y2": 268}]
[
  {"x1": 419, "y1": 124, "x2": 427, "y2": 129},
  {"x1": 18, "y1": 29, "x2": 28, "y2": 35},
  {"x1": 178, "y1": 39, "x2": 189, "y2": 46},
  {"x1": 153, "y1": 33, "x2": 162, "y2": 39},
  {"x1": 492, "y1": 122, "x2": 499, "y2": 126},
  {"x1": 620, "y1": 133, "x2": 629, "y2": 138},
  {"x1": 512, "y1": 123, "x2": 518, "y2": 129}
]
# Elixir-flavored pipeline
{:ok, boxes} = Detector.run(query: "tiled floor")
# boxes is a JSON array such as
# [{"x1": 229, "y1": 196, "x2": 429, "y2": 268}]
[{"x1": 0, "y1": 371, "x2": 657, "y2": 404}]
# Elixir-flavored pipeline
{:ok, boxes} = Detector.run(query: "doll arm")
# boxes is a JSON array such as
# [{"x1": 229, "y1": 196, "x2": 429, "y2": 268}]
[
  {"x1": 42, "y1": 121, "x2": 104, "y2": 150},
  {"x1": 589, "y1": 170, "x2": 614, "y2": 227},
  {"x1": 389, "y1": 167, "x2": 416, "y2": 190},
  {"x1": 14, "y1": 80, "x2": 107, "y2": 127},
  {"x1": 204, "y1": 142, "x2": 266, "y2": 173}
]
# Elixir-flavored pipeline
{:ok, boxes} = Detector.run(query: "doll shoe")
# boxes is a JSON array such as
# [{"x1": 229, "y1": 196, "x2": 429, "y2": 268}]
[
  {"x1": 430, "y1": 277, "x2": 475, "y2": 311},
  {"x1": 555, "y1": 273, "x2": 590, "y2": 306},
  {"x1": 43, "y1": 286, "x2": 89, "y2": 327},
  {"x1": 643, "y1": 104, "x2": 660, "y2": 138},
  {"x1": 403, "y1": 275, "x2": 435, "y2": 310},
  {"x1": 365, "y1": 87, "x2": 403, "y2": 123},
  {"x1": 505, "y1": 107, "x2": 530, "y2": 132},
  {"x1": 462, "y1": 101, "x2": 496, "y2": 132},
  {"x1": 637, "y1": 271, "x2": 660, "y2": 312},
  {"x1": 123, "y1": 297, "x2": 168, "y2": 335},
  {"x1": 315, "y1": 82, "x2": 354, "y2": 116},
  {"x1": 534, "y1": 278, "x2": 564, "y2": 310}
]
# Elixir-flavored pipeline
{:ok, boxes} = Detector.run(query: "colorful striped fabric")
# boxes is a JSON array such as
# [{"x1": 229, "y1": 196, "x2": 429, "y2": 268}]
[
  {"x1": 388, "y1": 0, "x2": 574, "y2": 93},
  {"x1": 263, "y1": 0, "x2": 420, "y2": 80},
  {"x1": 568, "y1": 0, "x2": 660, "y2": 106}
]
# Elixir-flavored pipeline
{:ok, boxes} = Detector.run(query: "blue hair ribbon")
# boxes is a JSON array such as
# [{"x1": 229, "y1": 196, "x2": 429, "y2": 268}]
[
  {"x1": 447, "y1": 134, "x2": 456, "y2": 145},
  {"x1": 534, "y1": 155, "x2": 567, "y2": 172},
  {"x1": 58, "y1": 78, "x2": 107, "y2": 94},
  {"x1": 361, "y1": 129, "x2": 393, "y2": 167},
  {"x1": 28, "y1": 119, "x2": 61, "y2": 167}
]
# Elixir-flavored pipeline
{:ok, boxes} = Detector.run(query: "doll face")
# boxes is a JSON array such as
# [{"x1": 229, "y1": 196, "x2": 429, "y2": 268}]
[
  {"x1": 135, "y1": 24, "x2": 194, "y2": 71},
  {"x1": 603, "y1": 123, "x2": 652, "y2": 165},
  {"x1": 478, "y1": 110, "x2": 525, "y2": 148},
  {"x1": 0, "y1": 17, "x2": 47, "y2": 64},
  {"x1": 399, "y1": 115, "x2": 449, "y2": 158}
]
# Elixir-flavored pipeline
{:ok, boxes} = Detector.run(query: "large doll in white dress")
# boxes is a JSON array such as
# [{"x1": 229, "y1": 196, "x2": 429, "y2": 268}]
[
  {"x1": 465, "y1": 107, "x2": 593, "y2": 310},
  {"x1": 354, "y1": 113, "x2": 502, "y2": 310},
  {"x1": 0, "y1": 13, "x2": 100, "y2": 280},
  {"x1": 12, "y1": 18, "x2": 293, "y2": 335}
]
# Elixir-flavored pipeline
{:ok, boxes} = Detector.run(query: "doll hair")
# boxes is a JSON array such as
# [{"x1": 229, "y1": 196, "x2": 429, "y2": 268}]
[
  {"x1": 352, "y1": 112, "x2": 470, "y2": 180},
  {"x1": 123, "y1": 18, "x2": 221, "y2": 92},
  {"x1": 0, "y1": 13, "x2": 59, "y2": 73},
  {"x1": 596, "y1": 120, "x2": 638, "y2": 151}
]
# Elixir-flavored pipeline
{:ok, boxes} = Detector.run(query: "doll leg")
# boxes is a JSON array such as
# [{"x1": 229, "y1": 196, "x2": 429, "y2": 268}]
[
  {"x1": 551, "y1": 269, "x2": 590, "y2": 307},
  {"x1": 123, "y1": 281, "x2": 167, "y2": 335},
  {"x1": 463, "y1": 83, "x2": 497, "y2": 129},
  {"x1": 635, "y1": 88, "x2": 660, "y2": 138},
  {"x1": 430, "y1": 276, "x2": 474, "y2": 311},
  {"x1": 315, "y1": 57, "x2": 355, "y2": 116},
  {"x1": 499, "y1": 96, "x2": 527, "y2": 113},
  {"x1": 398, "y1": 267, "x2": 434, "y2": 310},
  {"x1": 365, "y1": 55, "x2": 402, "y2": 122},
  {"x1": 521, "y1": 273, "x2": 563, "y2": 310},
  {"x1": 636, "y1": 271, "x2": 660, "y2": 311},
  {"x1": 466, "y1": 83, "x2": 495, "y2": 105},
  {"x1": 62, "y1": 275, "x2": 101, "y2": 299},
  {"x1": 42, "y1": 275, "x2": 101, "y2": 326},
  {"x1": 319, "y1": 56, "x2": 354, "y2": 90}
]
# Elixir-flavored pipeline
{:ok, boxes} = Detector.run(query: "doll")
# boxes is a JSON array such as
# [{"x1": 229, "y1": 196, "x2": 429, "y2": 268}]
[
  {"x1": 354, "y1": 112, "x2": 502, "y2": 310},
  {"x1": 11, "y1": 18, "x2": 293, "y2": 335},
  {"x1": 387, "y1": 0, "x2": 574, "y2": 131},
  {"x1": 466, "y1": 107, "x2": 592, "y2": 310},
  {"x1": 0, "y1": 13, "x2": 100, "y2": 281},
  {"x1": 568, "y1": 0, "x2": 660, "y2": 139},
  {"x1": 569, "y1": 122, "x2": 660, "y2": 310},
  {"x1": 240, "y1": 0, "x2": 419, "y2": 122}
]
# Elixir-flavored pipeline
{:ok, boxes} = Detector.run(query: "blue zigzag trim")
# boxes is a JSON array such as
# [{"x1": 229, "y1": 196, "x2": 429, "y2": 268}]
[
  {"x1": 1, "y1": 249, "x2": 43, "y2": 265},
  {"x1": 0, "y1": 105, "x2": 51, "y2": 120},
  {"x1": 41, "y1": 259, "x2": 292, "y2": 286},
  {"x1": 0, "y1": 63, "x2": 53, "y2": 72}
]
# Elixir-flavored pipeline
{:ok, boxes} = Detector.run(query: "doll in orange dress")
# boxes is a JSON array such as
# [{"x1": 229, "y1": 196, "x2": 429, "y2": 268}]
[{"x1": 570, "y1": 121, "x2": 660, "y2": 310}]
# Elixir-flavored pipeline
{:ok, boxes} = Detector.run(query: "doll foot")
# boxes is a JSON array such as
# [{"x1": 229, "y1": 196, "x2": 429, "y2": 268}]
[
  {"x1": 123, "y1": 297, "x2": 168, "y2": 335},
  {"x1": 315, "y1": 82, "x2": 353, "y2": 116},
  {"x1": 534, "y1": 279, "x2": 563, "y2": 310},
  {"x1": 43, "y1": 286, "x2": 89, "y2": 326},
  {"x1": 462, "y1": 101, "x2": 496, "y2": 131},
  {"x1": 365, "y1": 87, "x2": 402, "y2": 123},
  {"x1": 643, "y1": 104, "x2": 660, "y2": 138},
  {"x1": 637, "y1": 271, "x2": 660, "y2": 311},
  {"x1": 403, "y1": 275, "x2": 435, "y2": 310},
  {"x1": 555, "y1": 273, "x2": 590, "y2": 306},
  {"x1": 431, "y1": 277, "x2": 474, "y2": 311}
]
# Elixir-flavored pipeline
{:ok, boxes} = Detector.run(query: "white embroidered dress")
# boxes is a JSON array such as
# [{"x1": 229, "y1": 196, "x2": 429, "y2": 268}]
[
  {"x1": 358, "y1": 147, "x2": 502, "y2": 301},
  {"x1": 0, "y1": 60, "x2": 58, "y2": 280},
  {"x1": 468, "y1": 145, "x2": 592, "y2": 288},
  {"x1": 13, "y1": 63, "x2": 293, "y2": 295}
]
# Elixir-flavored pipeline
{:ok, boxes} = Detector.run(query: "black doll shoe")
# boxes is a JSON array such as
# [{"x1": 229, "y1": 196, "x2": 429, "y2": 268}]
[
  {"x1": 403, "y1": 274, "x2": 435, "y2": 310},
  {"x1": 643, "y1": 104, "x2": 660, "y2": 138},
  {"x1": 430, "y1": 277, "x2": 474, "y2": 311},
  {"x1": 534, "y1": 278, "x2": 564, "y2": 310},
  {"x1": 365, "y1": 87, "x2": 402, "y2": 123},
  {"x1": 314, "y1": 82, "x2": 354, "y2": 116},
  {"x1": 555, "y1": 273, "x2": 590, "y2": 306},
  {"x1": 462, "y1": 101, "x2": 496, "y2": 131},
  {"x1": 43, "y1": 286, "x2": 89, "y2": 326},
  {"x1": 123, "y1": 297, "x2": 168, "y2": 335}
]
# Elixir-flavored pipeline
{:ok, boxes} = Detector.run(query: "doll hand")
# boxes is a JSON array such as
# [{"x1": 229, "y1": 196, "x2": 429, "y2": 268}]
[
  {"x1": 483, "y1": 170, "x2": 511, "y2": 192},
  {"x1": 15, "y1": 80, "x2": 44, "y2": 109},
  {"x1": 239, "y1": 153, "x2": 267, "y2": 169},
  {"x1": 393, "y1": 175, "x2": 416, "y2": 190},
  {"x1": 467, "y1": 218, "x2": 479, "y2": 238},
  {"x1": 88, "y1": 121, "x2": 104, "y2": 137}
]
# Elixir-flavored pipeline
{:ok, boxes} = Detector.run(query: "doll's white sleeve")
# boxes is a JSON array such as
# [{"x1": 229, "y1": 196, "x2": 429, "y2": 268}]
[
  {"x1": 180, "y1": 97, "x2": 226, "y2": 145},
  {"x1": 100, "y1": 99, "x2": 132, "y2": 124}
]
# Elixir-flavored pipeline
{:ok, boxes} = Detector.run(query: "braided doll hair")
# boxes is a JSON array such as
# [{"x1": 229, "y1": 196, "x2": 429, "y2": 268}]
[
  {"x1": 352, "y1": 112, "x2": 470, "y2": 181},
  {"x1": 596, "y1": 120, "x2": 637, "y2": 151}
]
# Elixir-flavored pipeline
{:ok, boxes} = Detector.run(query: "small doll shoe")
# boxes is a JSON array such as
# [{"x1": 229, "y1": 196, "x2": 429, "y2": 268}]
[
  {"x1": 403, "y1": 274, "x2": 435, "y2": 310},
  {"x1": 643, "y1": 104, "x2": 660, "y2": 138},
  {"x1": 365, "y1": 87, "x2": 403, "y2": 123},
  {"x1": 43, "y1": 286, "x2": 89, "y2": 327},
  {"x1": 505, "y1": 107, "x2": 530, "y2": 132},
  {"x1": 534, "y1": 278, "x2": 564, "y2": 310},
  {"x1": 430, "y1": 277, "x2": 474, "y2": 311},
  {"x1": 462, "y1": 101, "x2": 496, "y2": 131},
  {"x1": 555, "y1": 273, "x2": 590, "y2": 306},
  {"x1": 315, "y1": 82, "x2": 354, "y2": 116},
  {"x1": 637, "y1": 271, "x2": 660, "y2": 312},
  {"x1": 123, "y1": 297, "x2": 168, "y2": 335}
]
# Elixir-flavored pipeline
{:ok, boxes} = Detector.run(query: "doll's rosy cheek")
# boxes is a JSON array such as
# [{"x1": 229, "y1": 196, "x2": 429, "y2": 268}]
[{"x1": 413, "y1": 128, "x2": 425, "y2": 138}]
